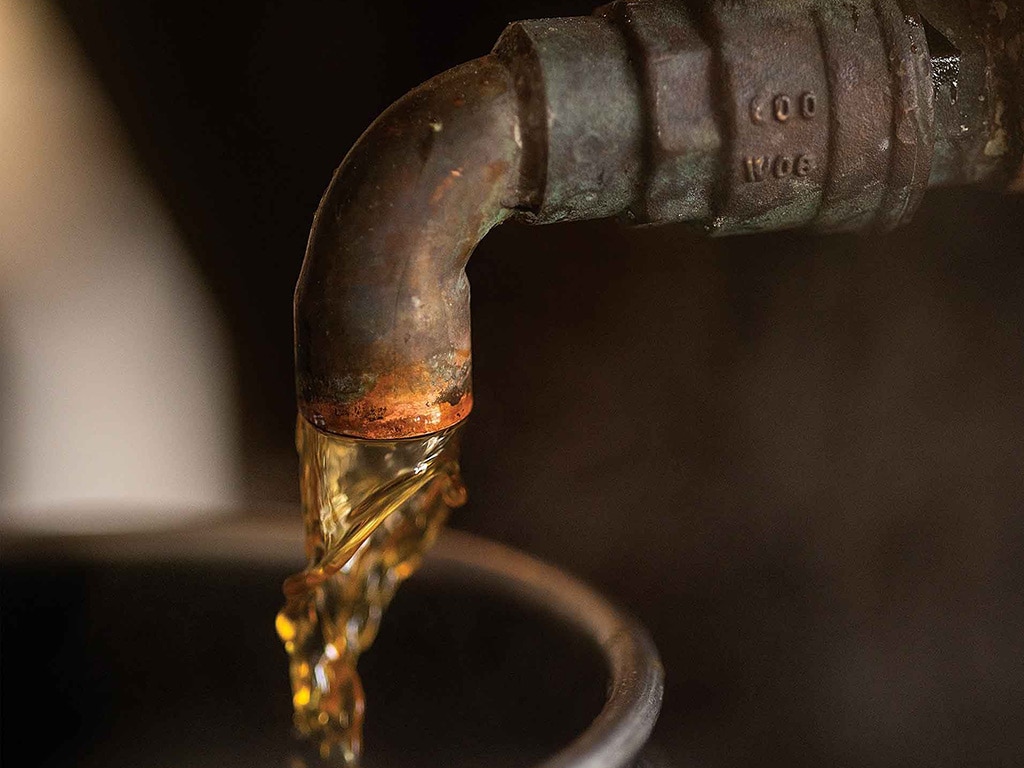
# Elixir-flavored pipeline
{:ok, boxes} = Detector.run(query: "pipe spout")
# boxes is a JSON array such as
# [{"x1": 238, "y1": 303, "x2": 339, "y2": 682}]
[
  {"x1": 296, "y1": 1, "x2": 1022, "y2": 440},
  {"x1": 295, "y1": 56, "x2": 523, "y2": 439},
  {"x1": 295, "y1": 15, "x2": 641, "y2": 439}
]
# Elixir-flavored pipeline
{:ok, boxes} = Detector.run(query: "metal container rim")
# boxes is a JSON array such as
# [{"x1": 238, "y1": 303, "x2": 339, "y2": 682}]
[{"x1": 1, "y1": 516, "x2": 664, "y2": 768}]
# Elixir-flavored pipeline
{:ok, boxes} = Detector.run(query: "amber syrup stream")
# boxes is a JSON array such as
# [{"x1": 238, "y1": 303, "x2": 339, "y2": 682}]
[{"x1": 276, "y1": 417, "x2": 467, "y2": 765}]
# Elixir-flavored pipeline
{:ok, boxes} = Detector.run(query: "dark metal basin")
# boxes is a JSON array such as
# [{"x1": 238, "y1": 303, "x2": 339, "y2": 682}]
[{"x1": 1, "y1": 520, "x2": 663, "y2": 768}]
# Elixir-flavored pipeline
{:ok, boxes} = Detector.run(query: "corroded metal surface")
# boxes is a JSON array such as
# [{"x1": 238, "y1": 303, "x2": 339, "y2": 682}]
[
  {"x1": 296, "y1": 0, "x2": 1023, "y2": 440},
  {"x1": 494, "y1": 16, "x2": 644, "y2": 223},
  {"x1": 604, "y1": 0, "x2": 940, "y2": 233},
  {"x1": 919, "y1": 0, "x2": 1024, "y2": 189},
  {"x1": 294, "y1": 56, "x2": 520, "y2": 439}
]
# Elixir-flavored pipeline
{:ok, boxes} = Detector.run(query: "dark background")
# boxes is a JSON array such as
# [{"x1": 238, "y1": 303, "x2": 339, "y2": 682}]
[{"x1": 49, "y1": 0, "x2": 1024, "y2": 765}]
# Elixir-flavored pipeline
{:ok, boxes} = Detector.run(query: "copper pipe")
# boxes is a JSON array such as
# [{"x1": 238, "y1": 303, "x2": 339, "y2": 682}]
[
  {"x1": 296, "y1": 2, "x2": 1023, "y2": 440},
  {"x1": 294, "y1": 56, "x2": 523, "y2": 439}
]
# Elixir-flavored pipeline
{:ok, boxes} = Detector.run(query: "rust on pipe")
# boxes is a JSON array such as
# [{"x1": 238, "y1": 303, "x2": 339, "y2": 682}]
[
  {"x1": 294, "y1": 56, "x2": 523, "y2": 439},
  {"x1": 296, "y1": 1, "x2": 1023, "y2": 441}
]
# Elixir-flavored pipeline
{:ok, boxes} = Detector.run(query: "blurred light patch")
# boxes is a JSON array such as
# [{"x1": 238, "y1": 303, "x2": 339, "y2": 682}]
[{"x1": 0, "y1": 0, "x2": 240, "y2": 530}]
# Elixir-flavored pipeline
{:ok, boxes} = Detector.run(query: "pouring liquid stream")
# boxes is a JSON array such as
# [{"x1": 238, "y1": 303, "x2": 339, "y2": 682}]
[{"x1": 276, "y1": 417, "x2": 467, "y2": 765}]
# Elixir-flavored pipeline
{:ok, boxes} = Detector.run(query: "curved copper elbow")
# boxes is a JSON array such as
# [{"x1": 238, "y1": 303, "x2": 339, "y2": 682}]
[
  {"x1": 295, "y1": 14, "x2": 641, "y2": 440},
  {"x1": 296, "y1": 3, "x2": 1023, "y2": 439},
  {"x1": 295, "y1": 56, "x2": 524, "y2": 439}
]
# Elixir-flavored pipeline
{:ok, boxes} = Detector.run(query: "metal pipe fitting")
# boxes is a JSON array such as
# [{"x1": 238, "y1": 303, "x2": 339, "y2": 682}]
[
  {"x1": 296, "y1": 0, "x2": 1023, "y2": 439},
  {"x1": 294, "y1": 57, "x2": 521, "y2": 439}
]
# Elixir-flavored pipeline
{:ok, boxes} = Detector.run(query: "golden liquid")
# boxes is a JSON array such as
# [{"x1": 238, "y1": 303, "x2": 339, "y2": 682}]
[{"x1": 276, "y1": 417, "x2": 467, "y2": 764}]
